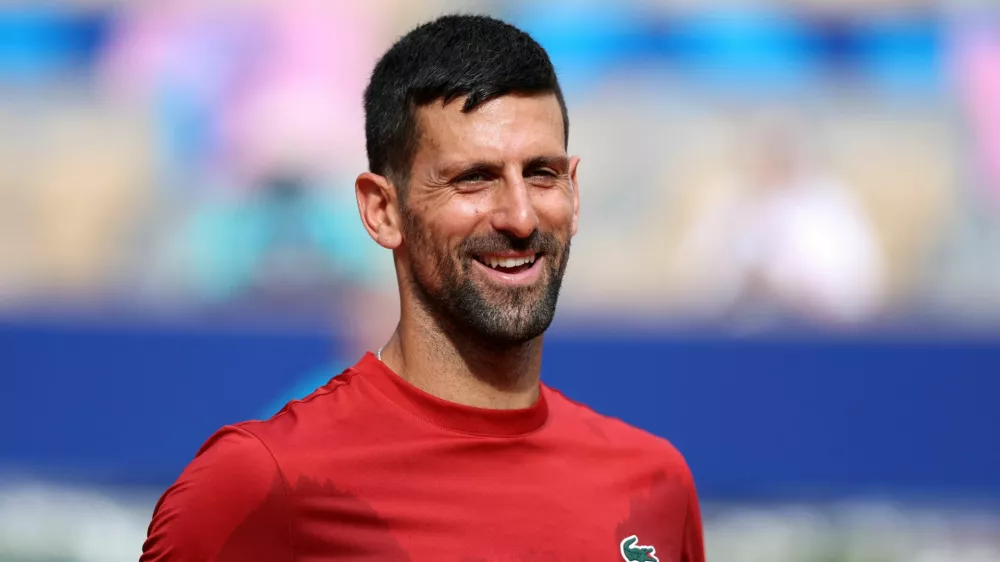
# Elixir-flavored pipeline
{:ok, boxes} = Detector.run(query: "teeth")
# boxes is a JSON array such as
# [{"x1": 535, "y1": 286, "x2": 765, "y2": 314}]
[{"x1": 482, "y1": 254, "x2": 536, "y2": 269}]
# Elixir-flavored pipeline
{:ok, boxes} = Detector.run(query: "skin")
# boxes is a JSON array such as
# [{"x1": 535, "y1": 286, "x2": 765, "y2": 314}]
[{"x1": 355, "y1": 92, "x2": 580, "y2": 410}]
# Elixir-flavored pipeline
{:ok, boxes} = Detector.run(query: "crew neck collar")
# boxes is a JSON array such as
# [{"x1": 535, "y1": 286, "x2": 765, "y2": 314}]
[{"x1": 356, "y1": 352, "x2": 548, "y2": 437}]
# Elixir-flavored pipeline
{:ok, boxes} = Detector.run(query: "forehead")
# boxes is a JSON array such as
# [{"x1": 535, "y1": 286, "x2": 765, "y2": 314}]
[{"x1": 413, "y1": 93, "x2": 566, "y2": 166}]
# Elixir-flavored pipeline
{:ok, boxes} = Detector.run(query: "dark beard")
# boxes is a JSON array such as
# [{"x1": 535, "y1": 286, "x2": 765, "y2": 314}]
[{"x1": 403, "y1": 212, "x2": 570, "y2": 348}]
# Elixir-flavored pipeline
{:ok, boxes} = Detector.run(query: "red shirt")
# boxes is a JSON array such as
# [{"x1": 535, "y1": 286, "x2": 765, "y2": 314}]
[{"x1": 142, "y1": 353, "x2": 705, "y2": 562}]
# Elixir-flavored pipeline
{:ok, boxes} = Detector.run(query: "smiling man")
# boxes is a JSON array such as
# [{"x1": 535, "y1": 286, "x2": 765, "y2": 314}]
[{"x1": 142, "y1": 15, "x2": 704, "y2": 562}]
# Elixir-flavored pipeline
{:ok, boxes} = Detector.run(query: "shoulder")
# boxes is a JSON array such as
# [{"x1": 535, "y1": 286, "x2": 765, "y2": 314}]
[
  {"x1": 167, "y1": 425, "x2": 286, "y2": 499},
  {"x1": 239, "y1": 363, "x2": 371, "y2": 451},
  {"x1": 141, "y1": 426, "x2": 292, "y2": 561},
  {"x1": 543, "y1": 385, "x2": 693, "y2": 480},
  {"x1": 142, "y1": 365, "x2": 370, "y2": 561},
  {"x1": 161, "y1": 425, "x2": 285, "y2": 505}
]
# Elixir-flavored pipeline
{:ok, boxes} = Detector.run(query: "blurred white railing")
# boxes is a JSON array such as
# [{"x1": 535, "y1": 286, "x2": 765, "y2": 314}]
[{"x1": 2, "y1": 479, "x2": 999, "y2": 562}]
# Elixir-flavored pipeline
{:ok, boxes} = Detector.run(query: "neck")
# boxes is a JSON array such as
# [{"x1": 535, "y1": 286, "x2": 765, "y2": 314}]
[{"x1": 379, "y1": 303, "x2": 543, "y2": 411}]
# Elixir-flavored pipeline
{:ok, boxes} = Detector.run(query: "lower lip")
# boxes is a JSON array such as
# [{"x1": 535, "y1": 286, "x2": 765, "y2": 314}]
[{"x1": 472, "y1": 256, "x2": 545, "y2": 286}]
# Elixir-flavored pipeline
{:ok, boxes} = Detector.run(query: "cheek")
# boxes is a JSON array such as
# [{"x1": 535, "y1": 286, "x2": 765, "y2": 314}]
[
  {"x1": 425, "y1": 199, "x2": 488, "y2": 247},
  {"x1": 407, "y1": 230, "x2": 455, "y2": 291},
  {"x1": 535, "y1": 190, "x2": 576, "y2": 233},
  {"x1": 455, "y1": 197, "x2": 489, "y2": 222},
  {"x1": 409, "y1": 205, "x2": 479, "y2": 270}
]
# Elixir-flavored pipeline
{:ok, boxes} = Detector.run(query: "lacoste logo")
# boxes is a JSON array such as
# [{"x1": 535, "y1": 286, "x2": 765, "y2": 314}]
[{"x1": 620, "y1": 534, "x2": 659, "y2": 562}]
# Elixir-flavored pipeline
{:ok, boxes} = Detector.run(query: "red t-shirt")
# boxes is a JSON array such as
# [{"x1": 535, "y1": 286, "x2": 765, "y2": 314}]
[{"x1": 142, "y1": 353, "x2": 704, "y2": 562}]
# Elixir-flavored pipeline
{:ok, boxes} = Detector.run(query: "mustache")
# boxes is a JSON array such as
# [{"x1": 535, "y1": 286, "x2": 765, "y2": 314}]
[{"x1": 459, "y1": 230, "x2": 561, "y2": 256}]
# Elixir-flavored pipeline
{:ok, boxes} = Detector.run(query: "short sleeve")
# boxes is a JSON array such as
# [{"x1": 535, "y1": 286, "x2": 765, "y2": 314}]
[
  {"x1": 140, "y1": 425, "x2": 293, "y2": 562},
  {"x1": 681, "y1": 471, "x2": 706, "y2": 562}
]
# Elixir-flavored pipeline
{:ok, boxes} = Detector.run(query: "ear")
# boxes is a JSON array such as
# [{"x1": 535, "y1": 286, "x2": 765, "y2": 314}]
[
  {"x1": 568, "y1": 155, "x2": 581, "y2": 237},
  {"x1": 356, "y1": 172, "x2": 403, "y2": 249}
]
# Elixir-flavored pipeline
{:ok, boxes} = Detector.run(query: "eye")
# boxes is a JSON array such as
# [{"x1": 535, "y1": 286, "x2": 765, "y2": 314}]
[
  {"x1": 527, "y1": 168, "x2": 558, "y2": 178},
  {"x1": 457, "y1": 172, "x2": 490, "y2": 183},
  {"x1": 453, "y1": 168, "x2": 496, "y2": 187},
  {"x1": 526, "y1": 168, "x2": 560, "y2": 187}
]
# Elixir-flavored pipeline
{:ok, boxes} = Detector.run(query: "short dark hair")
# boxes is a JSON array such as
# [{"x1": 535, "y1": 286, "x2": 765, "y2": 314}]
[{"x1": 363, "y1": 14, "x2": 568, "y2": 191}]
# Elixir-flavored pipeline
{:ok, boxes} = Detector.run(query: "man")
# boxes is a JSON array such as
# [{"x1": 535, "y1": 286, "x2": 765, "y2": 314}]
[{"x1": 142, "y1": 14, "x2": 704, "y2": 562}]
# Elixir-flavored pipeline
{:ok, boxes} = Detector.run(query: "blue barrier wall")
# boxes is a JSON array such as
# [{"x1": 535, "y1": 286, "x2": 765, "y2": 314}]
[{"x1": 2, "y1": 320, "x2": 998, "y2": 501}]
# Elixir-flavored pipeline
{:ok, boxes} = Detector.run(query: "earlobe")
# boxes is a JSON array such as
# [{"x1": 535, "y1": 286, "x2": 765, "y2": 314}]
[{"x1": 355, "y1": 172, "x2": 403, "y2": 249}]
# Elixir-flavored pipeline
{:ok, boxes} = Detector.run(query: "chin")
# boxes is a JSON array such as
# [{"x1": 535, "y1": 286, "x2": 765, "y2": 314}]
[{"x1": 466, "y1": 308, "x2": 556, "y2": 346}]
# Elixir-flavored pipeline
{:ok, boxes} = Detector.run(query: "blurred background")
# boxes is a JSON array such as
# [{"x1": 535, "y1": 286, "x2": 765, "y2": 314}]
[{"x1": 1, "y1": 0, "x2": 999, "y2": 560}]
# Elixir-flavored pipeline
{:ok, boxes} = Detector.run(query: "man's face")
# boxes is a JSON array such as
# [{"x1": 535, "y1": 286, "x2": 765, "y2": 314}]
[{"x1": 400, "y1": 93, "x2": 579, "y2": 346}]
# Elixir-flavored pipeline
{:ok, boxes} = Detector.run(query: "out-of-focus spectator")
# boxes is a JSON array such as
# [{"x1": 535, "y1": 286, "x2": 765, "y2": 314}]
[{"x1": 674, "y1": 120, "x2": 886, "y2": 325}]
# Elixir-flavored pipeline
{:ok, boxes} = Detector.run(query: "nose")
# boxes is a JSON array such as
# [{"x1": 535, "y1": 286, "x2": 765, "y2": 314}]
[{"x1": 490, "y1": 174, "x2": 539, "y2": 239}]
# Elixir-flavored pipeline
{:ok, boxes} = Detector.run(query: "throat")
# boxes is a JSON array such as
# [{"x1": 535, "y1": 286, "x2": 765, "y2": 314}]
[{"x1": 395, "y1": 311, "x2": 545, "y2": 409}]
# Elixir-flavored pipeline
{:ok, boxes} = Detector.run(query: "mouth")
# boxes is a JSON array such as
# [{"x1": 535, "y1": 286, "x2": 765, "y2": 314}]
[
  {"x1": 471, "y1": 252, "x2": 543, "y2": 285},
  {"x1": 473, "y1": 252, "x2": 539, "y2": 274}
]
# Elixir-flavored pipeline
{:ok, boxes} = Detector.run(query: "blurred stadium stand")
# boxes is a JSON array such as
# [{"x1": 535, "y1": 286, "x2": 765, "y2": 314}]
[{"x1": 1, "y1": 0, "x2": 999, "y2": 560}]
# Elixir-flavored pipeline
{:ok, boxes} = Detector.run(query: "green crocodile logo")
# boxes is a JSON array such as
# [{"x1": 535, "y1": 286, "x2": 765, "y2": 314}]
[{"x1": 620, "y1": 535, "x2": 659, "y2": 562}]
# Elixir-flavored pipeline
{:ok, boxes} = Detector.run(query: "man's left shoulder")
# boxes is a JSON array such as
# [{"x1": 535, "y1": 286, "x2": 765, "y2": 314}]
[{"x1": 543, "y1": 385, "x2": 692, "y2": 474}]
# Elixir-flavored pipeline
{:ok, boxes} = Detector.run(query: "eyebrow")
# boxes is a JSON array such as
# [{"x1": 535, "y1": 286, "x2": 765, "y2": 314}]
[
  {"x1": 523, "y1": 155, "x2": 570, "y2": 172},
  {"x1": 443, "y1": 155, "x2": 570, "y2": 177}
]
